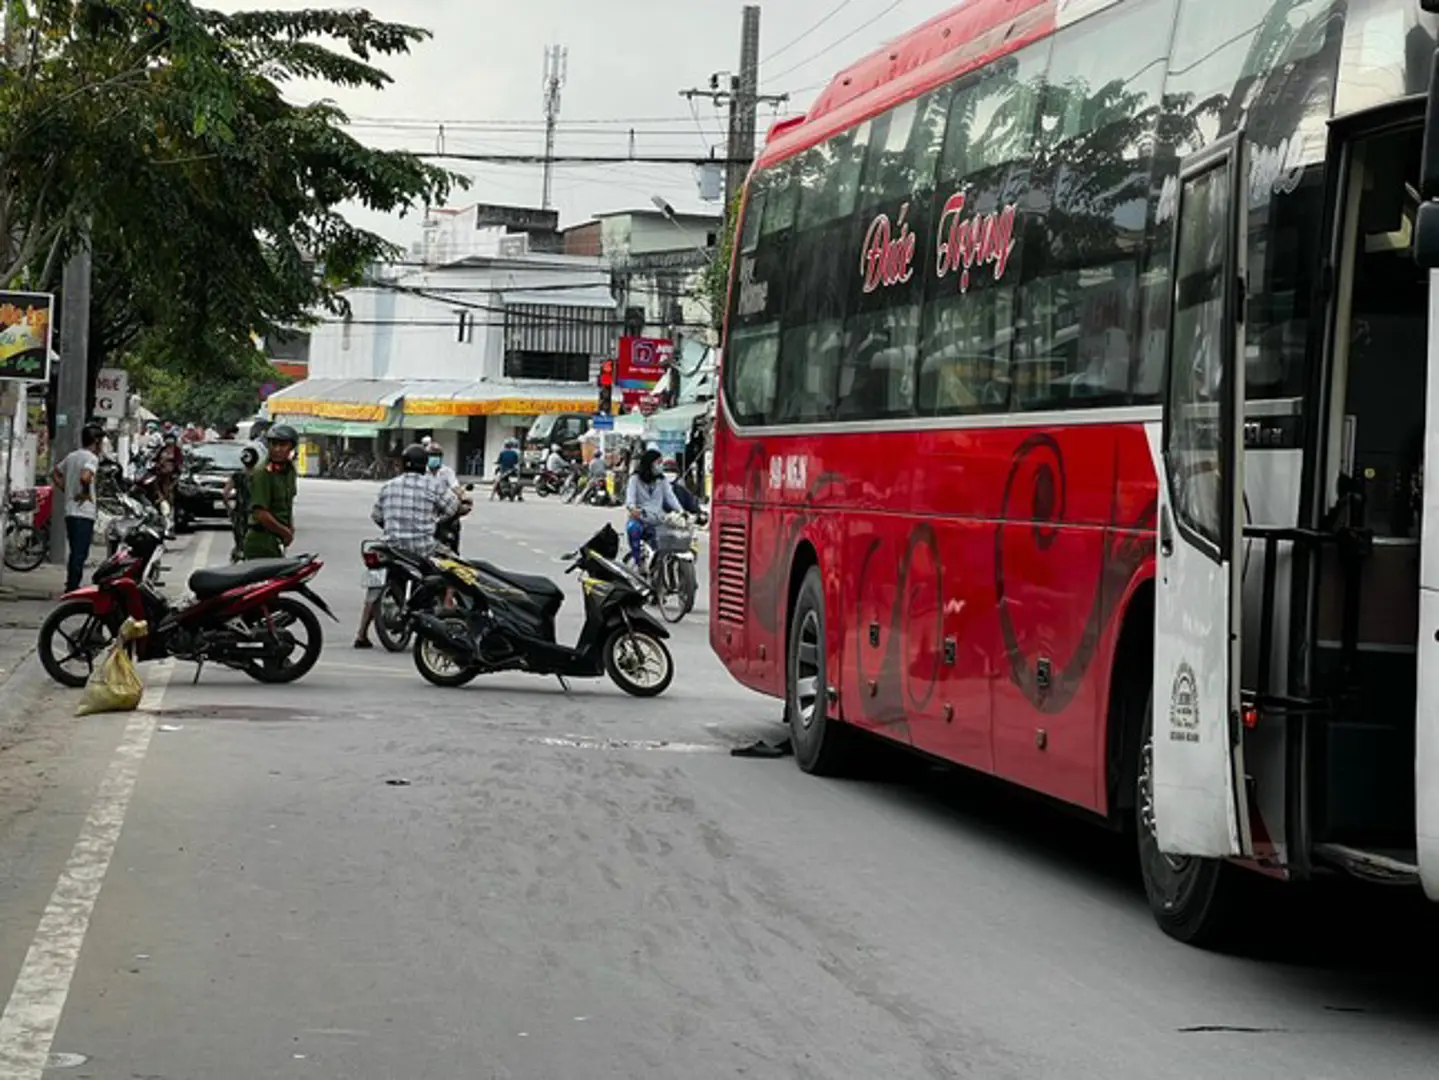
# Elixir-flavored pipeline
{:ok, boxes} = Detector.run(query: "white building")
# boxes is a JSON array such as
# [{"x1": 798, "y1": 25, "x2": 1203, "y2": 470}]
[
  {"x1": 593, "y1": 209, "x2": 719, "y2": 345},
  {"x1": 268, "y1": 209, "x2": 617, "y2": 476}
]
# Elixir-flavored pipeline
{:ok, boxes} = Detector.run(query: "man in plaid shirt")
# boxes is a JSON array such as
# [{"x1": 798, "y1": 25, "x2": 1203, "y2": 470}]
[{"x1": 353, "y1": 444, "x2": 465, "y2": 649}]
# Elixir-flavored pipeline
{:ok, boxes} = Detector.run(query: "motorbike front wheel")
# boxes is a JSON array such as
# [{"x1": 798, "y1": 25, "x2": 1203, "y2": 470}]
[
  {"x1": 4, "y1": 523, "x2": 47, "y2": 572},
  {"x1": 241, "y1": 597, "x2": 324, "y2": 684},
  {"x1": 38, "y1": 599, "x2": 119, "y2": 688},
  {"x1": 603, "y1": 626, "x2": 673, "y2": 698},
  {"x1": 373, "y1": 580, "x2": 413, "y2": 653},
  {"x1": 654, "y1": 556, "x2": 696, "y2": 625},
  {"x1": 413, "y1": 614, "x2": 479, "y2": 688}
]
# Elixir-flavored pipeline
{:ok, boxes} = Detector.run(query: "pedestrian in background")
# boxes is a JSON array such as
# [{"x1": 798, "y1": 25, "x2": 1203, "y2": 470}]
[
  {"x1": 223, "y1": 444, "x2": 260, "y2": 563},
  {"x1": 243, "y1": 425, "x2": 298, "y2": 559},
  {"x1": 51, "y1": 424, "x2": 104, "y2": 592}
]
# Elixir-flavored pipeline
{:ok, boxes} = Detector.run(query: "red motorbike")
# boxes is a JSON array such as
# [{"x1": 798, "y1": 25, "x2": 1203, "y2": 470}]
[{"x1": 37, "y1": 521, "x2": 336, "y2": 688}]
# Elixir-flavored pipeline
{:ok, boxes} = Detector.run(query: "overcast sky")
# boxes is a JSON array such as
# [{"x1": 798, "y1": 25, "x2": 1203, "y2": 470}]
[{"x1": 219, "y1": 0, "x2": 960, "y2": 247}]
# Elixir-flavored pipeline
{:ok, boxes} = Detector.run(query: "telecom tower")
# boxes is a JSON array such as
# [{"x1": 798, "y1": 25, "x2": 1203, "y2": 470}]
[{"x1": 541, "y1": 45, "x2": 568, "y2": 211}]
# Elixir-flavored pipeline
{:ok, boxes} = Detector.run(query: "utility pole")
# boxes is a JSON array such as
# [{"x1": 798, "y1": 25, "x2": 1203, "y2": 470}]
[
  {"x1": 680, "y1": 6, "x2": 787, "y2": 219},
  {"x1": 730, "y1": 6, "x2": 762, "y2": 211},
  {"x1": 49, "y1": 239, "x2": 91, "y2": 565},
  {"x1": 541, "y1": 44, "x2": 568, "y2": 211}
]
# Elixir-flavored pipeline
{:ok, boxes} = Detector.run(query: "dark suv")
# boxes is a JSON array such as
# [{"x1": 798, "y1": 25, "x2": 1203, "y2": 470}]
[{"x1": 175, "y1": 441, "x2": 252, "y2": 530}]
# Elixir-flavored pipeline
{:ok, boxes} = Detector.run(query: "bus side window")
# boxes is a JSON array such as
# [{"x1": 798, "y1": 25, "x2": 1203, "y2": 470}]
[
  {"x1": 1011, "y1": 0, "x2": 1174, "y2": 412},
  {"x1": 728, "y1": 324, "x2": 780, "y2": 424}
]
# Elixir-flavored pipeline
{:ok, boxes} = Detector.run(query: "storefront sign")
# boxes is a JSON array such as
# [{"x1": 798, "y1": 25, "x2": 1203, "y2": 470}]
[
  {"x1": 94, "y1": 368, "x2": 129, "y2": 419},
  {"x1": 0, "y1": 291, "x2": 54, "y2": 382},
  {"x1": 270, "y1": 399, "x2": 388, "y2": 423},
  {"x1": 405, "y1": 397, "x2": 597, "y2": 418},
  {"x1": 617, "y1": 336, "x2": 670, "y2": 410}
]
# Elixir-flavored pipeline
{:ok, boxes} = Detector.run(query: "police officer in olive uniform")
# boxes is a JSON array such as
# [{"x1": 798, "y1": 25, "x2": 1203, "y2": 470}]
[{"x1": 243, "y1": 424, "x2": 299, "y2": 559}]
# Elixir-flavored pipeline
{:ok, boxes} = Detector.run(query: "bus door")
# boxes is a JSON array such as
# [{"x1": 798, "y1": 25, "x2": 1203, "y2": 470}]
[
  {"x1": 1417, "y1": 269, "x2": 1439, "y2": 899},
  {"x1": 1151, "y1": 134, "x2": 1254, "y2": 859}
]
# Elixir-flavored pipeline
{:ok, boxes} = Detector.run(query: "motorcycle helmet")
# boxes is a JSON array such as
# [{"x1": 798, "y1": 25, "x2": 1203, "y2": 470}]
[
  {"x1": 550, "y1": 444, "x2": 560, "y2": 453},
  {"x1": 401, "y1": 443, "x2": 430, "y2": 473},
  {"x1": 266, "y1": 423, "x2": 298, "y2": 445}
]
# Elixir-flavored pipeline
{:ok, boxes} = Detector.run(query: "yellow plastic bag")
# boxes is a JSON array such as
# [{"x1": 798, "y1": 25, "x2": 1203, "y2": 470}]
[{"x1": 75, "y1": 619, "x2": 149, "y2": 718}]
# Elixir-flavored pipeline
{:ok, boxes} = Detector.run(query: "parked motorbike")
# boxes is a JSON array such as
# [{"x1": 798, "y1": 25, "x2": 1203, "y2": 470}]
[
  {"x1": 3, "y1": 486, "x2": 52, "y2": 572},
  {"x1": 405, "y1": 523, "x2": 674, "y2": 697},
  {"x1": 37, "y1": 521, "x2": 337, "y2": 688},
  {"x1": 636, "y1": 513, "x2": 700, "y2": 624},
  {"x1": 494, "y1": 471, "x2": 523, "y2": 502},
  {"x1": 102, "y1": 492, "x2": 165, "y2": 558}
]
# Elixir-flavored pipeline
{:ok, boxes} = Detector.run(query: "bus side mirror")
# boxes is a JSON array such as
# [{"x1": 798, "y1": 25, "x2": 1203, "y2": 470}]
[{"x1": 1415, "y1": 202, "x2": 1439, "y2": 269}]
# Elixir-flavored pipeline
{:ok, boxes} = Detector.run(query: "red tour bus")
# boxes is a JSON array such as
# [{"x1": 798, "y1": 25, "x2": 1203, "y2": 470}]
[{"x1": 710, "y1": 0, "x2": 1439, "y2": 945}]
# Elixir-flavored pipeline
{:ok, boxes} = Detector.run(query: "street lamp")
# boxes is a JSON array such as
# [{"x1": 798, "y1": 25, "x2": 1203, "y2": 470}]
[{"x1": 650, "y1": 195, "x2": 715, "y2": 265}]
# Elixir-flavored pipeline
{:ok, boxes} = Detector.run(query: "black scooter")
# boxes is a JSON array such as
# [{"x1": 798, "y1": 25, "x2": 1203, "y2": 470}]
[{"x1": 405, "y1": 524, "x2": 674, "y2": 697}]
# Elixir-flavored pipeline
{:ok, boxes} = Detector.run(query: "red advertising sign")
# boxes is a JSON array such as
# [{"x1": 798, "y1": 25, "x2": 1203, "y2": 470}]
[{"x1": 616, "y1": 336, "x2": 671, "y2": 410}]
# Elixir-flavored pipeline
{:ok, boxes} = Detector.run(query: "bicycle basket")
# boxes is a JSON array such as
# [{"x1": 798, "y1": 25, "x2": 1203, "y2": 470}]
[{"x1": 655, "y1": 525, "x2": 694, "y2": 553}]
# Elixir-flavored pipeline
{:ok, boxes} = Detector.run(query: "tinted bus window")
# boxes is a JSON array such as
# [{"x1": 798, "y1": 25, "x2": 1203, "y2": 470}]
[
  {"x1": 837, "y1": 306, "x2": 919, "y2": 419},
  {"x1": 761, "y1": 159, "x2": 800, "y2": 237},
  {"x1": 1013, "y1": 0, "x2": 1176, "y2": 411},
  {"x1": 918, "y1": 44, "x2": 1045, "y2": 416},
  {"x1": 1159, "y1": 0, "x2": 1335, "y2": 402},
  {"x1": 739, "y1": 175, "x2": 767, "y2": 254},
  {"x1": 727, "y1": 323, "x2": 780, "y2": 423},
  {"x1": 937, "y1": 46, "x2": 1048, "y2": 186}
]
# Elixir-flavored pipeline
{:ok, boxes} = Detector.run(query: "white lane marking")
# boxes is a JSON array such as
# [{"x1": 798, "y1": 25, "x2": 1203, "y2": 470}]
[{"x1": 0, "y1": 531, "x2": 212, "y2": 1079}]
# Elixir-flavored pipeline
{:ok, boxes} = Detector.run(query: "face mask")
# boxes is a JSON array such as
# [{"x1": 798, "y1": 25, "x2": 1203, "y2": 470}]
[{"x1": 428, "y1": 457, "x2": 442, "y2": 470}]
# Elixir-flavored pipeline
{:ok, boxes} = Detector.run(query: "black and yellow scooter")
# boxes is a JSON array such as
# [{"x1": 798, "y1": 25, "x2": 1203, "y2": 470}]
[{"x1": 405, "y1": 524, "x2": 674, "y2": 697}]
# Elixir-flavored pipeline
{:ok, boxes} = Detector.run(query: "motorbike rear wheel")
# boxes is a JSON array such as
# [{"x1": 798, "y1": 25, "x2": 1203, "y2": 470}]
[
  {"x1": 39, "y1": 599, "x2": 119, "y2": 688},
  {"x1": 603, "y1": 626, "x2": 673, "y2": 698},
  {"x1": 374, "y1": 580, "x2": 413, "y2": 653},
  {"x1": 241, "y1": 597, "x2": 324, "y2": 684},
  {"x1": 413, "y1": 614, "x2": 479, "y2": 688},
  {"x1": 4, "y1": 523, "x2": 47, "y2": 572}
]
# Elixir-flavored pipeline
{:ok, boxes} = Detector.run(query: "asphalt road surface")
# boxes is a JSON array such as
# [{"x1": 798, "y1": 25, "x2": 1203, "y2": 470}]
[{"x1": 0, "y1": 480, "x2": 1436, "y2": 1080}]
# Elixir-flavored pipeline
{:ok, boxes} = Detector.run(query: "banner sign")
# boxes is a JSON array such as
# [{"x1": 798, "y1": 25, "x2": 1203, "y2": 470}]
[
  {"x1": 94, "y1": 368, "x2": 129, "y2": 419},
  {"x1": 617, "y1": 336, "x2": 670, "y2": 410},
  {"x1": 0, "y1": 291, "x2": 54, "y2": 382}
]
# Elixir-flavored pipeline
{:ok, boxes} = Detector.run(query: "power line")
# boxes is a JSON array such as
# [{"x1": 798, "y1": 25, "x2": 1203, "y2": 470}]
[
  {"x1": 417, "y1": 151, "x2": 752, "y2": 166},
  {"x1": 765, "y1": 0, "x2": 907, "y2": 86},
  {"x1": 761, "y1": 0, "x2": 855, "y2": 64},
  {"x1": 343, "y1": 114, "x2": 699, "y2": 128}
]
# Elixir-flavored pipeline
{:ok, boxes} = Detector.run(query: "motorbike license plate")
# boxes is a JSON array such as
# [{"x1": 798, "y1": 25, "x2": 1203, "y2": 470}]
[{"x1": 363, "y1": 569, "x2": 387, "y2": 590}]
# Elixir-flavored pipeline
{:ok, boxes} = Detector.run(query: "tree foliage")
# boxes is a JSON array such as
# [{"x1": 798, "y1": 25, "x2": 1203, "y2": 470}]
[
  {"x1": 702, "y1": 193, "x2": 741, "y2": 330},
  {"x1": 126, "y1": 337, "x2": 287, "y2": 429},
  {"x1": 0, "y1": 0, "x2": 464, "y2": 376}
]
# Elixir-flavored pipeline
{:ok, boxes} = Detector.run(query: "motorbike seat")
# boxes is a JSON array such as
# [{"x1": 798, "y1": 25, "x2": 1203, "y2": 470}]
[
  {"x1": 469, "y1": 560, "x2": 565, "y2": 613},
  {"x1": 189, "y1": 558, "x2": 310, "y2": 598}
]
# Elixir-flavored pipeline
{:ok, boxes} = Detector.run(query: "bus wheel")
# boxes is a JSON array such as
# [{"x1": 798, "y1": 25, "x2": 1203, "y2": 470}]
[
  {"x1": 1135, "y1": 695, "x2": 1245, "y2": 947},
  {"x1": 786, "y1": 567, "x2": 853, "y2": 775}
]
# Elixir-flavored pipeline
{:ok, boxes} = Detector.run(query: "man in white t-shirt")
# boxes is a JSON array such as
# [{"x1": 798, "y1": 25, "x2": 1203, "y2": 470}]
[{"x1": 51, "y1": 425, "x2": 104, "y2": 592}]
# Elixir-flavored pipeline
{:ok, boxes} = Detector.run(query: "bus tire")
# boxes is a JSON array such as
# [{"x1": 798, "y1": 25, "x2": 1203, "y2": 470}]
[
  {"x1": 1135, "y1": 694, "x2": 1247, "y2": 948},
  {"x1": 786, "y1": 566, "x2": 853, "y2": 776}
]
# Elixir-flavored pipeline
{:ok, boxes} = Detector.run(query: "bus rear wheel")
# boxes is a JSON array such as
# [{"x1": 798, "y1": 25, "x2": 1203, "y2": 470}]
[
  {"x1": 786, "y1": 566, "x2": 854, "y2": 775},
  {"x1": 1135, "y1": 696, "x2": 1246, "y2": 948}
]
